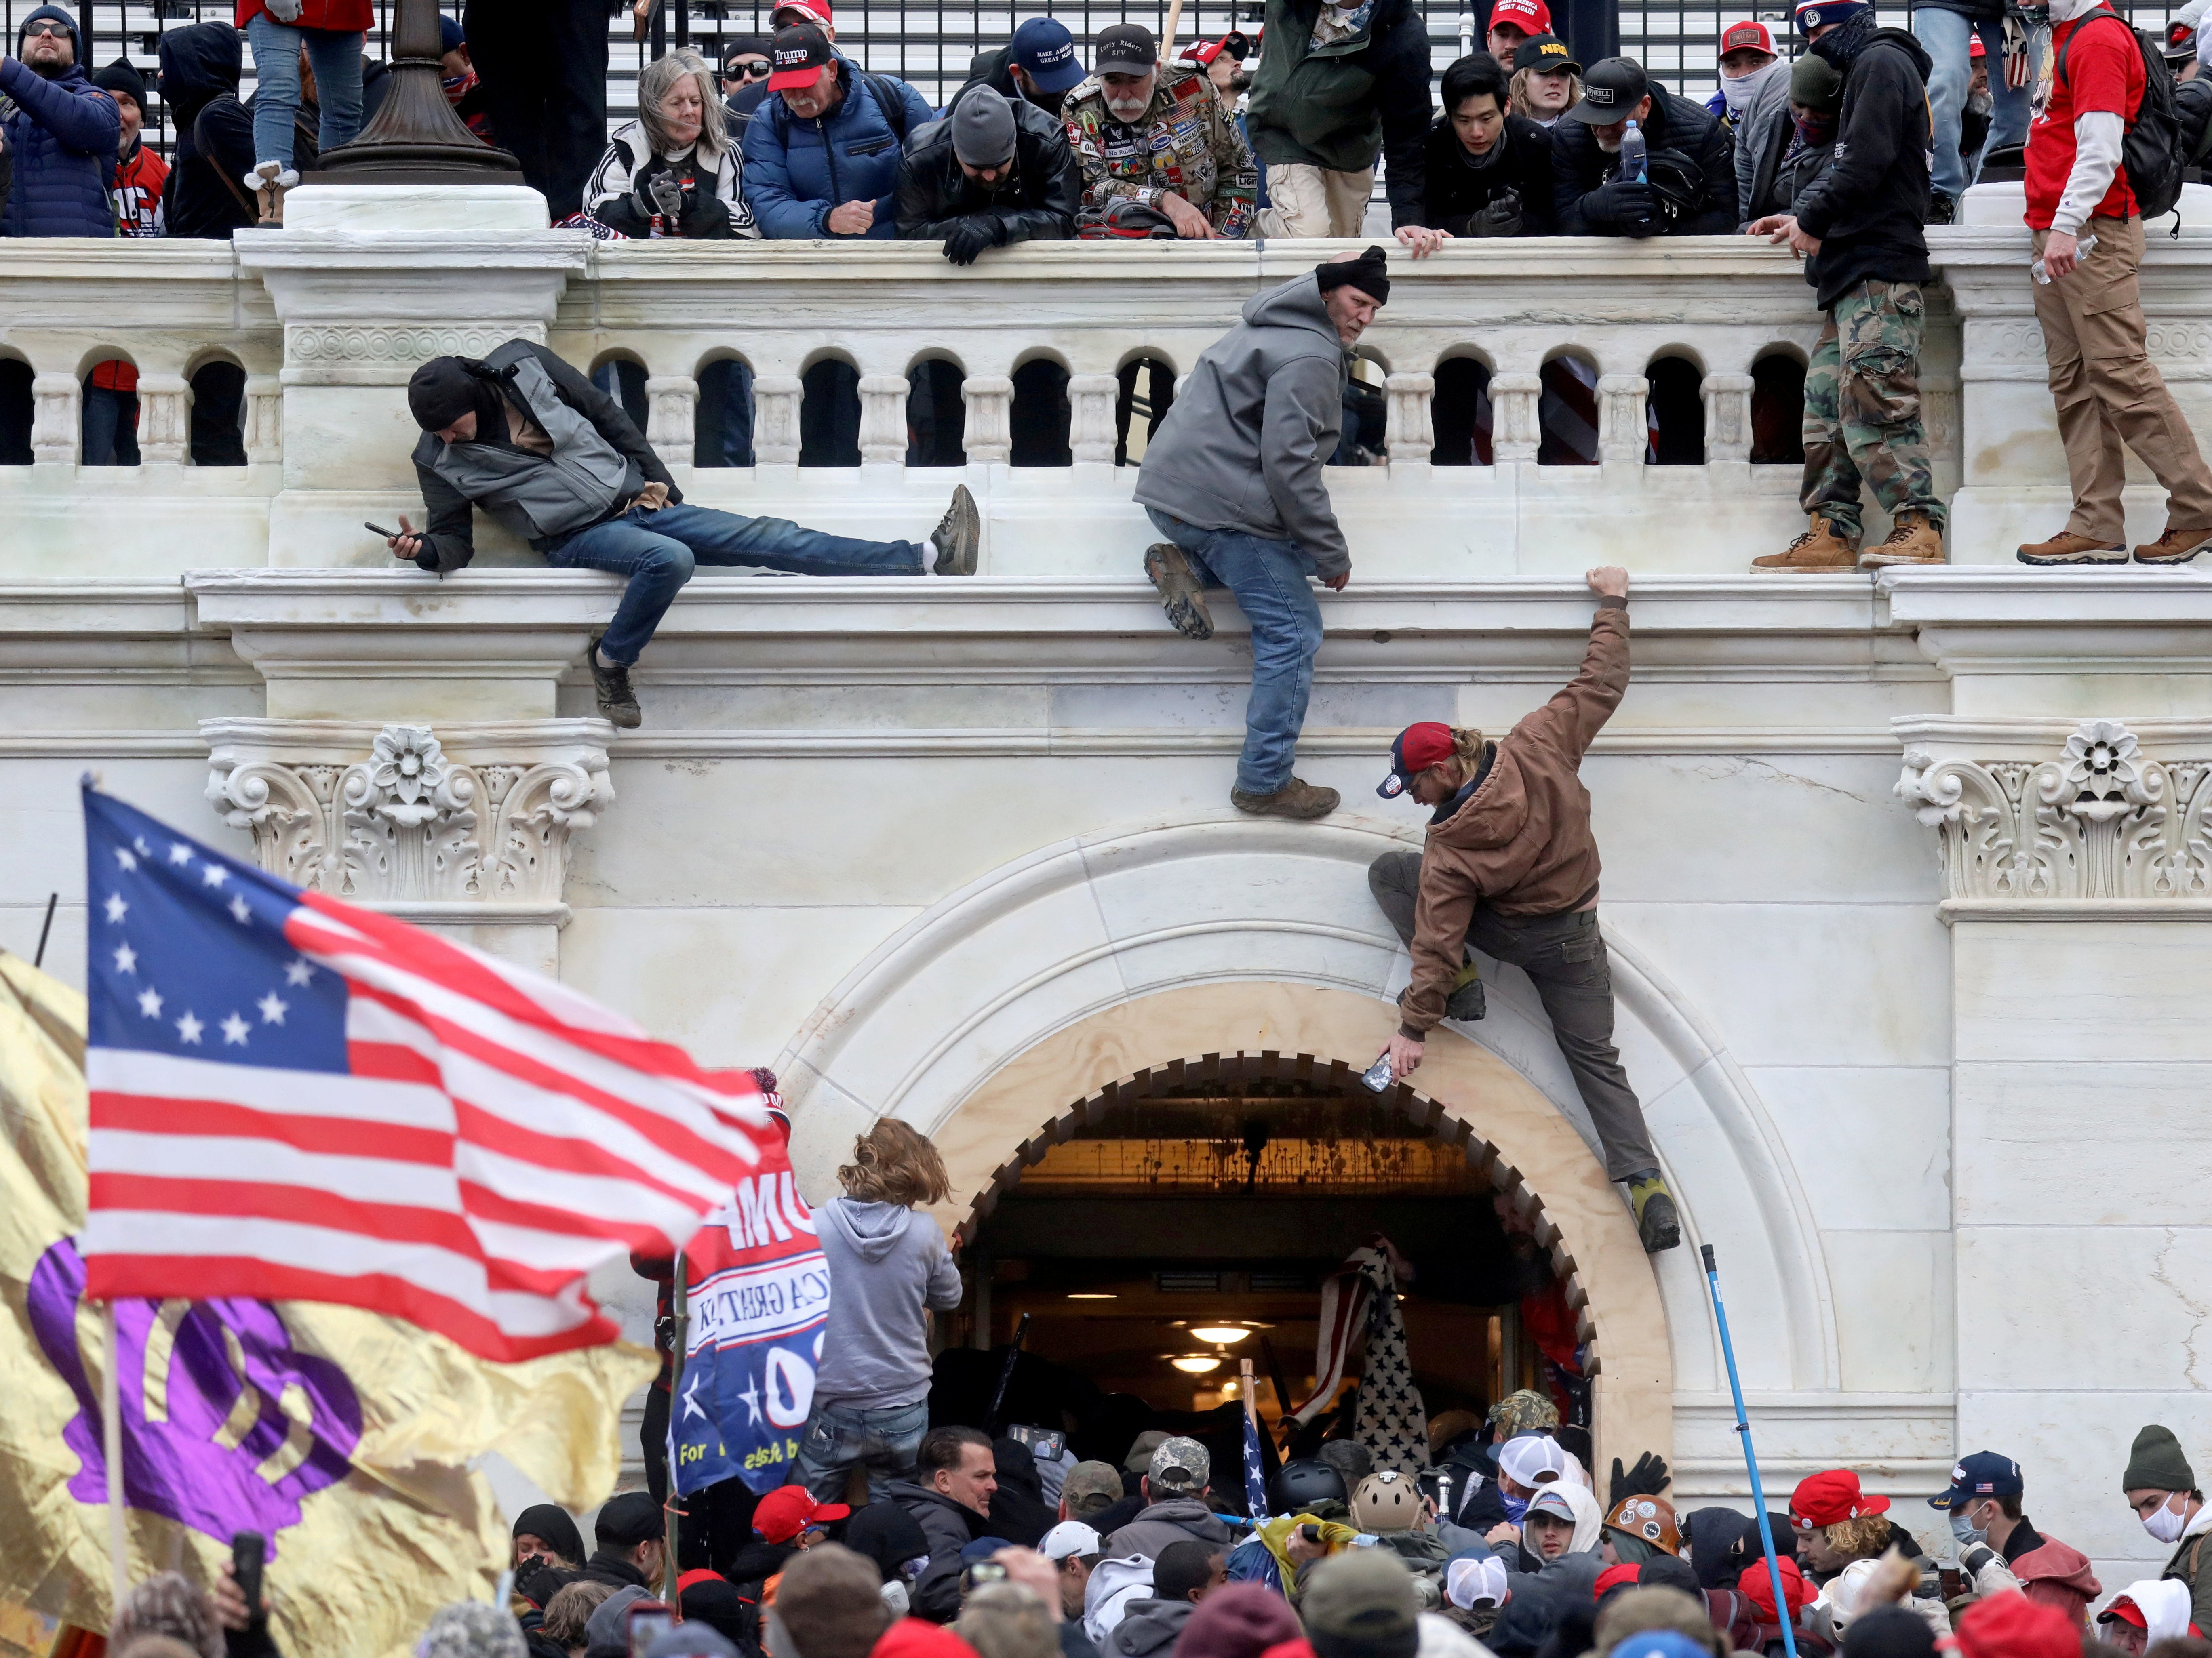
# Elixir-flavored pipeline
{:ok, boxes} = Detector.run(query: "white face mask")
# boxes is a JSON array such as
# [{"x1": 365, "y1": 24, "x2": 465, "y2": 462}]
[
  {"x1": 1951, "y1": 1507, "x2": 1987, "y2": 1549},
  {"x1": 1719, "y1": 65, "x2": 1769, "y2": 116},
  {"x1": 2144, "y1": 1495, "x2": 2189, "y2": 1544}
]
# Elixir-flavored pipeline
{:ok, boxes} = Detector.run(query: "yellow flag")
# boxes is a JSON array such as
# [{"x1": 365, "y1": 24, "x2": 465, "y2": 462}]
[{"x1": 0, "y1": 953, "x2": 657, "y2": 1658}]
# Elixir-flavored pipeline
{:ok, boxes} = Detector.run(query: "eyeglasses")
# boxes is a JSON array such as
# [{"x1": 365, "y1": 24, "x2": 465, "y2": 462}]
[
  {"x1": 723, "y1": 59, "x2": 771, "y2": 79},
  {"x1": 22, "y1": 21, "x2": 70, "y2": 36}
]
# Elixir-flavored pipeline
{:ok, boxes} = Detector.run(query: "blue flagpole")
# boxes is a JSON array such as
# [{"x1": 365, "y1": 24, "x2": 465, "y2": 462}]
[{"x1": 1702, "y1": 1245, "x2": 1798, "y2": 1658}]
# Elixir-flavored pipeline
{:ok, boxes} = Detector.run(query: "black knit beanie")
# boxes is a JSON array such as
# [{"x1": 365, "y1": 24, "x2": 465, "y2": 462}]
[{"x1": 1316, "y1": 244, "x2": 1391, "y2": 304}]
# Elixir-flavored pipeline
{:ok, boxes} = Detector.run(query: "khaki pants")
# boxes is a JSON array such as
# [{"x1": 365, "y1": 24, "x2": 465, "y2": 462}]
[
  {"x1": 1256, "y1": 162, "x2": 1374, "y2": 237},
  {"x1": 2033, "y1": 215, "x2": 2212, "y2": 539}
]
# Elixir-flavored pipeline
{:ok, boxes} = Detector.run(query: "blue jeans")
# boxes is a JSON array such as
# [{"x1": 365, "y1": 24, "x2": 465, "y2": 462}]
[
  {"x1": 794, "y1": 1397, "x2": 929, "y2": 1504},
  {"x1": 1145, "y1": 505, "x2": 1325, "y2": 796},
  {"x1": 1913, "y1": 7, "x2": 2034, "y2": 201},
  {"x1": 243, "y1": 13, "x2": 366, "y2": 169},
  {"x1": 547, "y1": 501, "x2": 925, "y2": 665},
  {"x1": 82, "y1": 386, "x2": 139, "y2": 467}
]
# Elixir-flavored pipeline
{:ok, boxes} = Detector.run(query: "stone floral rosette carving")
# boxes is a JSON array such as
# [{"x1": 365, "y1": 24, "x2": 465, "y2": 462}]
[
  {"x1": 204, "y1": 720, "x2": 612, "y2": 907},
  {"x1": 1894, "y1": 717, "x2": 2212, "y2": 902}
]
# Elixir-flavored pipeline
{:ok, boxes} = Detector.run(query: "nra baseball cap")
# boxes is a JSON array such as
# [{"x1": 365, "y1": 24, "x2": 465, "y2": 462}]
[
  {"x1": 767, "y1": 22, "x2": 833, "y2": 90},
  {"x1": 1928, "y1": 1452, "x2": 2024, "y2": 1511},
  {"x1": 1094, "y1": 22, "x2": 1159, "y2": 73},
  {"x1": 1487, "y1": 0, "x2": 1552, "y2": 32},
  {"x1": 1513, "y1": 32, "x2": 1581, "y2": 73},
  {"x1": 1564, "y1": 55, "x2": 1649, "y2": 123},
  {"x1": 1719, "y1": 19, "x2": 1775, "y2": 55},
  {"x1": 1378, "y1": 722, "x2": 1455, "y2": 799},
  {"x1": 772, "y1": 0, "x2": 832, "y2": 26},
  {"x1": 1009, "y1": 16, "x2": 1085, "y2": 94}
]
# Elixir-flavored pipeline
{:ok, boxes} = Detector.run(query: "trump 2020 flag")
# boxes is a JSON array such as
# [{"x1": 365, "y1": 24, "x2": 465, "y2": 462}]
[
  {"x1": 669, "y1": 1123, "x2": 831, "y2": 1495},
  {"x1": 79, "y1": 783, "x2": 773, "y2": 1361}
]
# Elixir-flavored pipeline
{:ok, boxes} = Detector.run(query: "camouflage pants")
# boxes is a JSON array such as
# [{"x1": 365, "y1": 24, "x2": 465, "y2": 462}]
[{"x1": 1800, "y1": 279, "x2": 1945, "y2": 538}]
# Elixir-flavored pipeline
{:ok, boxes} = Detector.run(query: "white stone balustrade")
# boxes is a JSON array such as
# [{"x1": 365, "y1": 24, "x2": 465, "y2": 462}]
[{"x1": 1, "y1": 189, "x2": 2210, "y2": 575}]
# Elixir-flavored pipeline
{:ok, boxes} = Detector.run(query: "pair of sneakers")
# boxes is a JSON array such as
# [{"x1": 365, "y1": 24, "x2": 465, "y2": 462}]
[
  {"x1": 2018, "y1": 527, "x2": 2212, "y2": 566},
  {"x1": 588, "y1": 485, "x2": 982, "y2": 729}
]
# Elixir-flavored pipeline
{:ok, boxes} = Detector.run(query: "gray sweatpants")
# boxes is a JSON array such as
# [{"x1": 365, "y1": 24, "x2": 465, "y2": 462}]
[{"x1": 1368, "y1": 851, "x2": 1659, "y2": 1182}]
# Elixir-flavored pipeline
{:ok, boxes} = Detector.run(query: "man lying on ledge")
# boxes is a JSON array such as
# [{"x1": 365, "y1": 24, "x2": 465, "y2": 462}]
[
  {"x1": 390, "y1": 338, "x2": 980, "y2": 730},
  {"x1": 1367, "y1": 565, "x2": 1681, "y2": 1254}
]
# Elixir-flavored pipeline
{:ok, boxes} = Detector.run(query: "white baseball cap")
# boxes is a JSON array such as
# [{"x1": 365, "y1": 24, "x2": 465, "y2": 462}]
[
  {"x1": 1040, "y1": 1521, "x2": 1103, "y2": 1561},
  {"x1": 1496, "y1": 1434, "x2": 1570, "y2": 1489}
]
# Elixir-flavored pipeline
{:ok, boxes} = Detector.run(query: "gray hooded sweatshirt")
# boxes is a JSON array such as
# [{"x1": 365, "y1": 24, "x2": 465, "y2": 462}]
[
  {"x1": 814, "y1": 1197, "x2": 963, "y2": 1409},
  {"x1": 1133, "y1": 272, "x2": 1352, "y2": 581},
  {"x1": 1107, "y1": 1598, "x2": 1195, "y2": 1658}
]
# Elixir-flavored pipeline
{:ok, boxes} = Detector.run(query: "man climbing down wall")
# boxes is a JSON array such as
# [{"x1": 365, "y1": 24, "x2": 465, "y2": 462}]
[{"x1": 1365, "y1": 565, "x2": 1681, "y2": 1254}]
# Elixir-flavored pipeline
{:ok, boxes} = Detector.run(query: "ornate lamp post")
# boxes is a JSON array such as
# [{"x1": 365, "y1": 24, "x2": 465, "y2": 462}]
[{"x1": 311, "y1": 0, "x2": 525, "y2": 183}]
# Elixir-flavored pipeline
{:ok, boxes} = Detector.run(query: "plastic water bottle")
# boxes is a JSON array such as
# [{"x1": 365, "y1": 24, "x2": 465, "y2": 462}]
[
  {"x1": 1619, "y1": 117, "x2": 1649, "y2": 184},
  {"x1": 2030, "y1": 232, "x2": 2096, "y2": 284}
]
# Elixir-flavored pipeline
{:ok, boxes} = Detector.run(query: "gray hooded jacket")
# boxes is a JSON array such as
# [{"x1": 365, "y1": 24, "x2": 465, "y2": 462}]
[
  {"x1": 1105, "y1": 1498, "x2": 1234, "y2": 1561},
  {"x1": 1732, "y1": 58, "x2": 1794, "y2": 229},
  {"x1": 813, "y1": 1197, "x2": 963, "y2": 1409},
  {"x1": 1107, "y1": 1599, "x2": 1194, "y2": 1658},
  {"x1": 1133, "y1": 273, "x2": 1351, "y2": 581}
]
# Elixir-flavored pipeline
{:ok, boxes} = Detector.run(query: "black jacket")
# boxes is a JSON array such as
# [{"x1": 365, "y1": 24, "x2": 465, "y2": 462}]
[
  {"x1": 1551, "y1": 87, "x2": 1736, "y2": 236},
  {"x1": 895, "y1": 95, "x2": 1081, "y2": 244},
  {"x1": 1792, "y1": 27, "x2": 1932, "y2": 310},
  {"x1": 410, "y1": 340, "x2": 680, "y2": 573},
  {"x1": 158, "y1": 22, "x2": 255, "y2": 240},
  {"x1": 1412, "y1": 112, "x2": 1555, "y2": 235},
  {"x1": 582, "y1": 1549, "x2": 650, "y2": 1591}
]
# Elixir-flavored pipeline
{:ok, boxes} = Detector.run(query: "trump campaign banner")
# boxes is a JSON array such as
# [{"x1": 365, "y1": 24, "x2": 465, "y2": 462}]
[{"x1": 670, "y1": 1132, "x2": 832, "y2": 1495}]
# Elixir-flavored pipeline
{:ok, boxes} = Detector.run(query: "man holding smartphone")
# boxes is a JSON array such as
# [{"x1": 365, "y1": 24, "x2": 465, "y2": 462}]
[
  {"x1": 392, "y1": 340, "x2": 981, "y2": 730},
  {"x1": 1365, "y1": 567, "x2": 1681, "y2": 1255}
]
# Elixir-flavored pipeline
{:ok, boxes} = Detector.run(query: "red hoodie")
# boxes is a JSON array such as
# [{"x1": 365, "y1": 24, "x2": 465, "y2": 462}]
[
  {"x1": 114, "y1": 141, "x2": 167, "y2": 237},
  {"x1": 2011, "y1": 1534, "x2": 2103, "y2": 1622}
]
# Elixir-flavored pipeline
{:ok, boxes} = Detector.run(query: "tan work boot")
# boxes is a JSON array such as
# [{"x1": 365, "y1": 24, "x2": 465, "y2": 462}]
[
  {"x1": 1858, "y1": 511, "x2": 1946, "y2": 569},
  {"x1": 1752, "y1": 516, "x2": 1860, "y2": 572},
  {"x1": 1230, "y1": 778, "x2": 1339, "y2": 821},
  {"x1": 2017, "y1": 530, "x2": 2127, "y2": 566},
  {"x1": 2133, "y1": 526, "x2": 2212, "y2": 566}
]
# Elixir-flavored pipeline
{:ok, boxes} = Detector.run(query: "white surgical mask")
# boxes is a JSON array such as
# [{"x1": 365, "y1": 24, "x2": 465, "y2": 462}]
[
  {"x1": 2144, "y1": 1495, "x2": 2189, "y2": 1544},
  {"x1": 1950, "y1": 1506, "x2": 1987, "y2": 1548}
]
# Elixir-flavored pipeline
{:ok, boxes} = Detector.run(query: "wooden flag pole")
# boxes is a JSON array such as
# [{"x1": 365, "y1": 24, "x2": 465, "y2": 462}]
[
  {"x1": 103, "y1": 1301, "x2": 126, "y2": 1611},
  {"x1": 1162, "y1": 0, "x2": 1187, "y2": 58},
  {"x1": 1239, "y1": 1357, "x2": 1259, "y2": 1428}
]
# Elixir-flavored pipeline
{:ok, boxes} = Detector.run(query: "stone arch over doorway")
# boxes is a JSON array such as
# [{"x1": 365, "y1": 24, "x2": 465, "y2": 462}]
[{"x1": 776, "y1": 814, "x2": 1842, "y2": 1470}]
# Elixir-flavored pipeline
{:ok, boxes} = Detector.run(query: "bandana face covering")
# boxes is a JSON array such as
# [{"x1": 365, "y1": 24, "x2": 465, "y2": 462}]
[{"x1": 442, "y1": 65, "x2": 479, "y2": 105}]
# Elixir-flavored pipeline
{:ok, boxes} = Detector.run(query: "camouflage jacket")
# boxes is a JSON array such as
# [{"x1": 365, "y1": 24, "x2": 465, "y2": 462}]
[{"x1": 1062, "y1": 65, "x2": 1259, "y2": 236}]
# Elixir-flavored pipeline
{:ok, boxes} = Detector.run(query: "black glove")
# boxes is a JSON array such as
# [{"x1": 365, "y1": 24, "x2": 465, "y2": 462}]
[
  {"x1": 1584, "y1": 177, "x2": 1660, "y2": 237},
  {"x1": 514, "y1": 1557, "x2": 574, "y2": 1610},
  {"x1": 1468, "y1": 188, "x2": 1523, "y2": 237},
  {"x1": 1609, "y1": 1451, "x2": 1671, "y2": 1505},
  {"x1": 942, "y1": 217, "x2": 1007, "y2": 266}
]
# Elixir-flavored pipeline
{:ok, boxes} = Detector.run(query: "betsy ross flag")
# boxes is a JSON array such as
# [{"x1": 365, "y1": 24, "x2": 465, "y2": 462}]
[{"x1": 80, "y1": 784, "x2": 772, "y2": 1361}]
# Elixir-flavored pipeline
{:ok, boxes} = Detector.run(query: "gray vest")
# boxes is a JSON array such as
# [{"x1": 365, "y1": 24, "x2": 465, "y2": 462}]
[{"x1": 417, "y1": 343, "x2": 633, "y2": 543}]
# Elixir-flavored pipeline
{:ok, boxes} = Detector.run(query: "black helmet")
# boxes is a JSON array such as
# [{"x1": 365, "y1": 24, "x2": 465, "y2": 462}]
[{"x1": 1272, "y1": 1458, "x2": 1349, "y2": 1514}]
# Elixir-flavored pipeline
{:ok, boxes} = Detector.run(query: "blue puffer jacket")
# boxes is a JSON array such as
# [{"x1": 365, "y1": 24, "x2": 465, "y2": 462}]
[
  {"x1": 741, "y1": 56, "x2": 934, "y2": 239},
  {"x1": 0, "y1": 6, "x2": 121, "y2": 238}
]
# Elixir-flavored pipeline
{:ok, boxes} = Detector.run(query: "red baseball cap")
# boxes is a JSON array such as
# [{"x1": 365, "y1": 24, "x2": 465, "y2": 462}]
[
  {"x1": 1948, "y1": 1591, "x2": 2082, "y2": 1658},
  {"x1": 1596, "y1": 1565, "x2": 1642, "y2": 1599},
  {"x1": 1738, "y1": 1559, "x2": 1815, "y2": 1622},
  {"x1": 1720, "y1": 19, "x2": 1774, "y2": 54},
  {"x1": 1488, "y1": 0, "x2": 1552, "y2": 33},
  {"x1": 1969, "y1": 34, "x2": 1987, "y2": 56},
  {"x1": 772, "y1": 0, "x2": 832, "y2": 25},
  {"x1": 1789, "y1": 1469, "x2": 1891, "y2": 1532},
  {"x1": 1378, "y1": 722, "x2": 1456, "y2": 799},
  {"x1": 752, "y1": 1484, "x2": 850, "y2": 1544},
  {"x1": 2102, "y1": 1601, "x2": 2151, "y2": 1631}
]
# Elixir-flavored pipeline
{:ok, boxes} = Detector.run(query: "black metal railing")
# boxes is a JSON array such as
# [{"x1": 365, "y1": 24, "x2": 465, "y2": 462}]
[{"x1": 11, "y1": 0, "x2": 2186, "y2": 167}]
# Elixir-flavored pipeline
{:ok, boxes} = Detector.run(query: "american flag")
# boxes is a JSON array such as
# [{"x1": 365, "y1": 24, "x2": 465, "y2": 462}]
[
  {"x1": 1242, "y1": 1402, "x2": 1271, "y2": 1521},
  {"x1": 80, "y1": 785, "x2": 771, "y2": 1362}
]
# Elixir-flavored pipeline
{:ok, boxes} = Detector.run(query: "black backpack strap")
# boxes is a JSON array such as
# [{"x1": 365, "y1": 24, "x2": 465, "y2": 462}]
[
  {"x1": 863, "y1": 72, "x2": 910, "y2": 142},
  {"x1": 2054, "y1": 6, "x2": 2132, "y2": 94}
]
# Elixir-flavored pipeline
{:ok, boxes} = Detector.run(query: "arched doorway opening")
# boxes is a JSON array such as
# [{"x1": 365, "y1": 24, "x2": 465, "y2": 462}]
[{"x1": 945, "y1": 1048, "x2": 1603, "y2": 1472}]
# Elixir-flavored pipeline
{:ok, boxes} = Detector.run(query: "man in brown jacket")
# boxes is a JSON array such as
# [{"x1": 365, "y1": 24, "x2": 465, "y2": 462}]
[{"x1": 1365, "y1": 566, "x2": 1680, "y2": 1253}]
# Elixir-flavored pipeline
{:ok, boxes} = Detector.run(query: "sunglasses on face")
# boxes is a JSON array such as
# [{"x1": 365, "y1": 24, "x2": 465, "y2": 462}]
[
  {"x1": 22, "y1": 21, "x2": 70, "y2": 36},
  {"x1": 724, "y1": 59, "x2": 771, "y2": 79}
]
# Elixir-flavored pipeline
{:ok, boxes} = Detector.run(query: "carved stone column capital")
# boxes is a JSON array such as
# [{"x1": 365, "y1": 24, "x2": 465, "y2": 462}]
[
  {"x1": 203, "y1": 717, "x2": 614, "y2": 927},
  {"x1": 1895, "y1": 715, "x2": 2212, "y2": 916}
]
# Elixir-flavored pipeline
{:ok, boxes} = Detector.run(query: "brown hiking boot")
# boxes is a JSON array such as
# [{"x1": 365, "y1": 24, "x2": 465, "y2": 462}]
[
  {"x1": 2134, "y1": 526, "x2": 2212, "y2": 566},
  {"x1": 1858, "y1": 512, "x2": 1946, "y2": 569},
  {"x1": 1230, "y1": 778, "x2": 1339, "y2": 820},
  {"x1": 2018, "y1": 530, "x2": 2127, "y2": 566},
  {"x1": 1751, "y1": 516, "x2": 1860, "y2": 572}
]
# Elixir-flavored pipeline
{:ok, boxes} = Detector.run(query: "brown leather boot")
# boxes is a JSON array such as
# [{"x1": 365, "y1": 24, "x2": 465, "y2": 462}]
[
  {"x1": 1859, "y1": 511, "x2": 1946, "y2": 569},
  {"x1": 2017, "y1": 530, "x2": 2127, "y2": 566},
  {"x1": 1752, "y1": 516, "x2": 1860, "y2": 572},
  {"x1": 1230, "y1": 778, "x2": 1339, "y2": 820},
  {"x1": 2133, "y1": 526, "x2": 2212, "y2": 566}
]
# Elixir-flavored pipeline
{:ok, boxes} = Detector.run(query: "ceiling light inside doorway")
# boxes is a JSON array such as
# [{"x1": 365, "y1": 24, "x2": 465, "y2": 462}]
[
  {"x1": 1191, "y1": 1327, "x2": 1251, "y2": 1344},
  {"x1": 1170, "y1": 1355, "x2": 1223, "y2": 1374},
  {"x1": 1066, "y1": 1293, "x2": 1117, "y2": 1300}
]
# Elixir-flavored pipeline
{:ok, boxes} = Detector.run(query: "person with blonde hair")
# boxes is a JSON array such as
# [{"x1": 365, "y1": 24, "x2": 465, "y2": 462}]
[
  {"x1": 797, "y1": 1119, "x2": 962, "y2": 1502},
  {"x1": 586, "y1": 47, "x2": 756, "y2": 236},
  {"x1": 1507, "y1": 49, "x2": 1582, "y2": 125}
]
